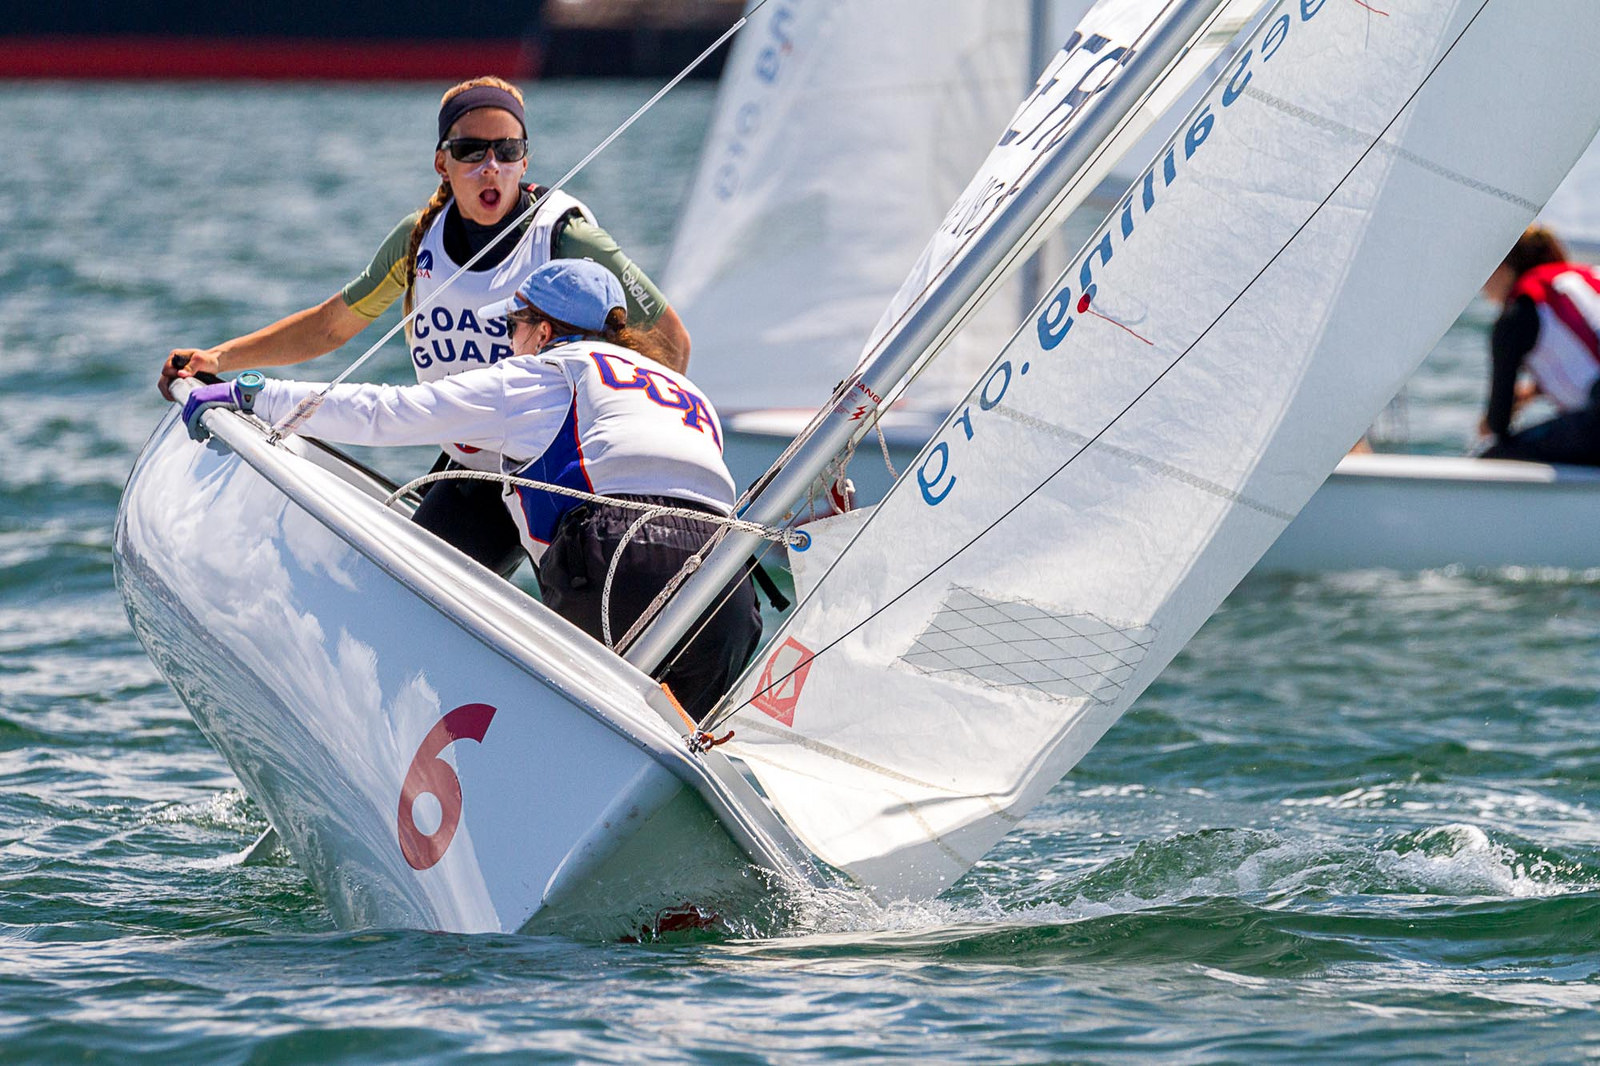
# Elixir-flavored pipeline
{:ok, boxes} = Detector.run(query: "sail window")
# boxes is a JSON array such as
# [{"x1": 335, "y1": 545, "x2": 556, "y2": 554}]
[{"x1": 899, "y1": 587, "x2": 1155, "y2": 703}]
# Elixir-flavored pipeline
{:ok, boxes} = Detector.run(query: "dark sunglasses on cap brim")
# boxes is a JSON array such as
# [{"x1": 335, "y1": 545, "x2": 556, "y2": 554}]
[{"x1": 439, "y1": 137, "x2": 528, "y2": 164}]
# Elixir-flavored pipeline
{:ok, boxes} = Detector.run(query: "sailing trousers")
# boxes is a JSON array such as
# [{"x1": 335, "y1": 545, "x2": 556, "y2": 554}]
[
  {"x1": 1481, "y1": 389, "x2": 1600, "y2": 468},
  {"x1": 539, "y1": 495, "x2": 763, "y2": 720}
]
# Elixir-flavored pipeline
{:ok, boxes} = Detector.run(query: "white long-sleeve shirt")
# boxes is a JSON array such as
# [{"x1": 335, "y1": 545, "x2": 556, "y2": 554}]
[{"x1": 254, "y1": 341, "x2": 736, "y2": 559}]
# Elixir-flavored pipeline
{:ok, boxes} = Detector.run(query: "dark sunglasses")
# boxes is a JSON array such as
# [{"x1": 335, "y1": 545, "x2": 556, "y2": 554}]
[{"x1": 440, "y1": 137, "x2": 528, "y2": 164}]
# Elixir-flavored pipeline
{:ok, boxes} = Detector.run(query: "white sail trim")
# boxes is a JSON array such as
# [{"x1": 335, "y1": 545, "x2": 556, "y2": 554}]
[{"x1": 721, "y1": 0, "x2": 1600, "y2": 898}]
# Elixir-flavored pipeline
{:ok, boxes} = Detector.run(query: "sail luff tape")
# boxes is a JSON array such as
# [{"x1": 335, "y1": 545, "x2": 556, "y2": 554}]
[{"x1": 268, "y1": 1, "x2": 769, "y2": 441}]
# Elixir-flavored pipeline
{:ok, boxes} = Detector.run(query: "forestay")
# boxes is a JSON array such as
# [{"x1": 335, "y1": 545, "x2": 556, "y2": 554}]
[
  {"x1": 717, "y1": 0, "x2": 1600, "y2": 898},
  {"x1": 663, "y1": 0, "x2": 1067, "y2": 415}
]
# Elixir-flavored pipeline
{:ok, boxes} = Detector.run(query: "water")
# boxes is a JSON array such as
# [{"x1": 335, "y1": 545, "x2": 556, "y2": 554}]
[{"x1": 4, "y1": 82, "x2": 1600, "y2": 1062}]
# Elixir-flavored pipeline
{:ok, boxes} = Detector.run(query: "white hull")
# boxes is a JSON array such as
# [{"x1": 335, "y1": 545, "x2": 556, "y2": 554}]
[
  {"x1": 1257, "y1": 453, "x2": 1600, "y2": 575},
  {"x1": 724, "y1": 416, "x2": 1600, "y2": 575},
  {"x1": 115, "y1": 404, "x2": 818, "y2": 938}
]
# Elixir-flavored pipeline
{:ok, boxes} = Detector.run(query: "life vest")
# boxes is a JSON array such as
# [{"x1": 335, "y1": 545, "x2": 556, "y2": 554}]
[
  {"x1": 409, "y1": 186, "x2": 596, "y2": 469},
  {"x1": 1512, "y1": 262, "x2": 1600, "y2": 411},
  {"x1": 502, "y1": 340, "x2": 735, "y2": 565}
]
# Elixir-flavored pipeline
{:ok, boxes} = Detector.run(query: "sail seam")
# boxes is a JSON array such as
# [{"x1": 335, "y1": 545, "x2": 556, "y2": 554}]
[
  {"x1": 991, "y1": 404, "x2": 1298, "y2": 523},
  {"x1": 1242, "y1": 85, "x2": 1540, "y2": 212}
]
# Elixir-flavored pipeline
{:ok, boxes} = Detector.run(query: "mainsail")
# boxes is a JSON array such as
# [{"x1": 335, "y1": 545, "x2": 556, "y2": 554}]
[
  {"x1": 717, "y1": 0, "x2": 1600, "y2": 897},
  {"x1": 665, "y1": 0, "x2": 1260, "y2": 416}
]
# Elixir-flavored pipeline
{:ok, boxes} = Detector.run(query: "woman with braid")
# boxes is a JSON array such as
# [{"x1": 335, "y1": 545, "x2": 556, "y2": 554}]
[{"x1": 159, "y1": 76, "x2": 690, "y2": 574}]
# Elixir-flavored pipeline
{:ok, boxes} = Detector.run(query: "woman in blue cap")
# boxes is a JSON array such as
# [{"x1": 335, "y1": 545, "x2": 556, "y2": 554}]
[
  {"x1": 182, "y1": 258, "x2": 757, "y2": 717},
  {"x1": 160, "y1": 75, "x2": 691, "y2": 577}
]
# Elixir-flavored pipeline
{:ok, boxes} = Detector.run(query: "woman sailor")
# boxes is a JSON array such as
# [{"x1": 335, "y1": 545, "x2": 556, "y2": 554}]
[
  {"x1": 180, "y1": 258, "x2": 757, "y2": 718},
  {"x1": 159, "y1": 75, "x2": 690, "y2": 575},
  {"x1": 1478, "y1": 224, "x2": 1600, "y2": 466}
]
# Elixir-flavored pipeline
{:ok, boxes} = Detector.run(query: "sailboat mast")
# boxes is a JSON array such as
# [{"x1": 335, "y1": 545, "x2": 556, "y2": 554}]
[
  {"x1": 625, "y1": 0, "x2": 1226, "y2": 680},
  {"x1": 1018, "y1": 0, "x2": 1060, "y2": 315}
]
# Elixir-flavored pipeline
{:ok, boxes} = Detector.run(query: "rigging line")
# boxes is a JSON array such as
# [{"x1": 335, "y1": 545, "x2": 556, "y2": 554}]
[
  {"x1": 723, "y1": 0, "x2": 1204, "y2": 513},
  {"x1": 383, "y1": 470, "x2": 804, "y2": 545},
  {"x1": 704, "y1": 0, "x2": 1496, "y2": 734},
  {"x1": 266, "y1": 0, "x2": 774, "y2": 441}
]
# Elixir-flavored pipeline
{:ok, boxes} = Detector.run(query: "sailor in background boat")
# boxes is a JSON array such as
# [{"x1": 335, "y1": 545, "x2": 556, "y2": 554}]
[
  {"x1": 1478, "y1": 224, "x2": 1600, "y2": 466},
  {"x1": 159, "y1": 75, "x2": 692, "y2": 577},
  {"x1": 179, "y1": 259, "x2": 759, "y2": 717}
]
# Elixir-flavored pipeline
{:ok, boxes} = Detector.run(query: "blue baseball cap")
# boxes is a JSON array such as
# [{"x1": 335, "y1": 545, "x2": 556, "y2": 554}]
[{"x1": 478, "y1": 258, "x2": 626, "y2": 332}]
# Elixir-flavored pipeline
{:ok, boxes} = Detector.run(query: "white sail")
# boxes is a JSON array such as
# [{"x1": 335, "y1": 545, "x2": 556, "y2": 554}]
[
  {"x1": 863, "y1": 0, "x2": 1267, "y2": 413},
  {"x1": 719, "y1": 0, "x2": 1600, "y2": 898},
  {"x1": 1541, "y1": 132, "x2": 1600, "y2": 256},
  {"x1": 663, "y1": 0, "x2": 1095, "y2": 415}
]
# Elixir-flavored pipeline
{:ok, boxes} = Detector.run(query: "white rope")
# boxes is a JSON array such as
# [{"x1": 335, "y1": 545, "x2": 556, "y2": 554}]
[
  {"x1": 383, "y1": 469, "x2": 806, "y2": 548},
  {"x1": 269, "y1": 2, "x2": 772, "y2": 442},
  {"x1": 601, "y1": 505, "x2": 671, "y2": 650},
  {"x1": 875, "y1": 421, "x2": 899, "y2": 479}
]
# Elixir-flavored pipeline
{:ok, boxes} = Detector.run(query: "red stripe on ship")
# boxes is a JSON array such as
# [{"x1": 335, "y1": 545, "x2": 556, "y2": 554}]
[{"x1": 0, "y1": 36, "x2": 542, "y2": 80}]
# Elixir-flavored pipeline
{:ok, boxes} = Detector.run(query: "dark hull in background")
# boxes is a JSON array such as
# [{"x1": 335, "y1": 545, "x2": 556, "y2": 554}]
[{"x1": 0, "y1": 0, "x2": 743, "y2": 79}]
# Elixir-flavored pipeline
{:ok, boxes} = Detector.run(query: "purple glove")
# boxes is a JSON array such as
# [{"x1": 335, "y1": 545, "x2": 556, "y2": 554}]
[{"x1": 182, "y1": 380, "x2": 243, "y2": 442}]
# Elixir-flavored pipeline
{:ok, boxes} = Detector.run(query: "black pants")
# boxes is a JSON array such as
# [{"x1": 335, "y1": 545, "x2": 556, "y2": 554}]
[
  {"x1": 411, "y1": 455, "x2": 526, "y2": 577},
  {"x1": 1481, "y1": 405, "x2": 1600, "y2": 467},
  {"x1": 539, "y1": 496, "x2": 762, "y2": 720}
]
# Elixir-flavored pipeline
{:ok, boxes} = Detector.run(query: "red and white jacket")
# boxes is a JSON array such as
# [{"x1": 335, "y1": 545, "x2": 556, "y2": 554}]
[{"x1": 1512, "y1": 262, "x2": 1600, "y2": 411}]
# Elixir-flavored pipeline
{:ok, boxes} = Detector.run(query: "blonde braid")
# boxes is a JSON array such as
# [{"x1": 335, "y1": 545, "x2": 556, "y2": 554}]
[{"x1": 403, "y1": 179, "x2": 452, "y2": 314}]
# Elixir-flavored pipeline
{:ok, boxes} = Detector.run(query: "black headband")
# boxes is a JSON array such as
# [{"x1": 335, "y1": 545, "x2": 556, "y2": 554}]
[{"x1": 437, "y1": 86, "x2": 526, "y2": 144}]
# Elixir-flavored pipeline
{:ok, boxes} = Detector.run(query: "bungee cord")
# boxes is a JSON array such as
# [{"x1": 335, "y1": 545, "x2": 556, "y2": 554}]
[{"x1": 268, "y1": 0, "x2": 776, "y2": 442}]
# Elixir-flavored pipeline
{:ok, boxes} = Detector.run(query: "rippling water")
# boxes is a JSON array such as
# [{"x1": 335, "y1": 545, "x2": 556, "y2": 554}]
[{"x1": 4, "y1": 82, "x2": 1600, "y2": 1062}]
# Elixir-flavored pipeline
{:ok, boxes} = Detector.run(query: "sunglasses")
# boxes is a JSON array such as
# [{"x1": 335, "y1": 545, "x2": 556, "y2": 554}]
[{"x1": 440, "y1": 137, "x2": 528, "y2": 164}]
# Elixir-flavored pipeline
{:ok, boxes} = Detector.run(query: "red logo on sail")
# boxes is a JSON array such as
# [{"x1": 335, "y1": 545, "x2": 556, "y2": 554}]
[{"x1": 751, "y1": 637, "x2": 814, "y2": 727}]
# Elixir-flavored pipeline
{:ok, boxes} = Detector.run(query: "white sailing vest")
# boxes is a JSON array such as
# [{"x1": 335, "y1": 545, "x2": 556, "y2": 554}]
[
  {"x1": 503, "y1": 339, "x2": 735, "y2": 564},
  {"x1": 409, "y1": 188, "x2": 595, "y2": 469}
]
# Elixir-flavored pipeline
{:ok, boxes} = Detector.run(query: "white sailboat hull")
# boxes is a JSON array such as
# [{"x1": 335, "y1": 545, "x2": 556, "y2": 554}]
[
  {"x1": 725, "y1": 417, "x2": 1600, "y2": 575},
  {"x1": 115, "y1": 405, "x2": 815, "y2": 938},
  {"x1": 1256, "y1": 453, "x2": 1600, "y2": 575}
]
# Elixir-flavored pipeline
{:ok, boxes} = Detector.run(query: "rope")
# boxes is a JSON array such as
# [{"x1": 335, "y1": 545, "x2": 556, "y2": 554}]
[
  {"x1": 383, "y1": 469, "x2": 806, "y2": 548},
  {"x1": 601, "y1": 505, "x2": 670, "y2": 649},
  {"x1": 267, "y1": 0, "x2": 774, "y2": 442}
]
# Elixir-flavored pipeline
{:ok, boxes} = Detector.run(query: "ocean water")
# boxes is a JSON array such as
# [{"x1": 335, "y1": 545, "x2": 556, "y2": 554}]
[{"x1": 3, "y1": 81, "x2": 1600, "y2": 1063}]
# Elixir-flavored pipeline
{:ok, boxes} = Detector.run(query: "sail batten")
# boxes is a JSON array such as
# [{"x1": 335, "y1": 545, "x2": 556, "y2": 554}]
[{"x1": 720, "y1": 0, "x2": 1600, "y2": 897}]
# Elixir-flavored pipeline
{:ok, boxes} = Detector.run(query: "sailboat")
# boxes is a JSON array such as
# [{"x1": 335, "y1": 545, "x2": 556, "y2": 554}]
[
  {"x1": 117, "y1": 0, "x2": 1600, "y2": 933},
  {"x1": 669, "y1": 0, "x2": 1600, "y2": 575}
]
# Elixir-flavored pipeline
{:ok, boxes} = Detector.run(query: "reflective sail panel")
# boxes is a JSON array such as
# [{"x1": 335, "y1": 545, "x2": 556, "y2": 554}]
[
  {"x1": 663, "y1": 0, "x2": 1064, "y2": 414},
  {"x1": 722, "y1": 0, "x2": 1600, "y2": 898}
]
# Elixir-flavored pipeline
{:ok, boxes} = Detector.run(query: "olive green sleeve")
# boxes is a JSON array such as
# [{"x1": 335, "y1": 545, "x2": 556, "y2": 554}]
[
  {"x1": 553, "y1": 216, "x2": 670, "y2": 327},
  {"x1": 339, "y1": 211, "x2": 423, "y2": 320}
]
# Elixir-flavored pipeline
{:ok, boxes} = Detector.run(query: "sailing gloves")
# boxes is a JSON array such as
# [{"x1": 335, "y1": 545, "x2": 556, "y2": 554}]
[{"x1": 182, "y1": 372, "x2": 265, "y2": 441}]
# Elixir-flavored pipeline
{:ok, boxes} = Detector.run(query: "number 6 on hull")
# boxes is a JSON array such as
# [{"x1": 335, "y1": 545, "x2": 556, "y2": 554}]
[{"x1": 397, "y1": 703, "x2": 498, "y2": 871}]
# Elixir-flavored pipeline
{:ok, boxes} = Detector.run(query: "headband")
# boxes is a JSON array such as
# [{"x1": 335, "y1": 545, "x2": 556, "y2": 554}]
[{"x1": 437, "y1": 86, "x2": 526, "y2": 144}]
